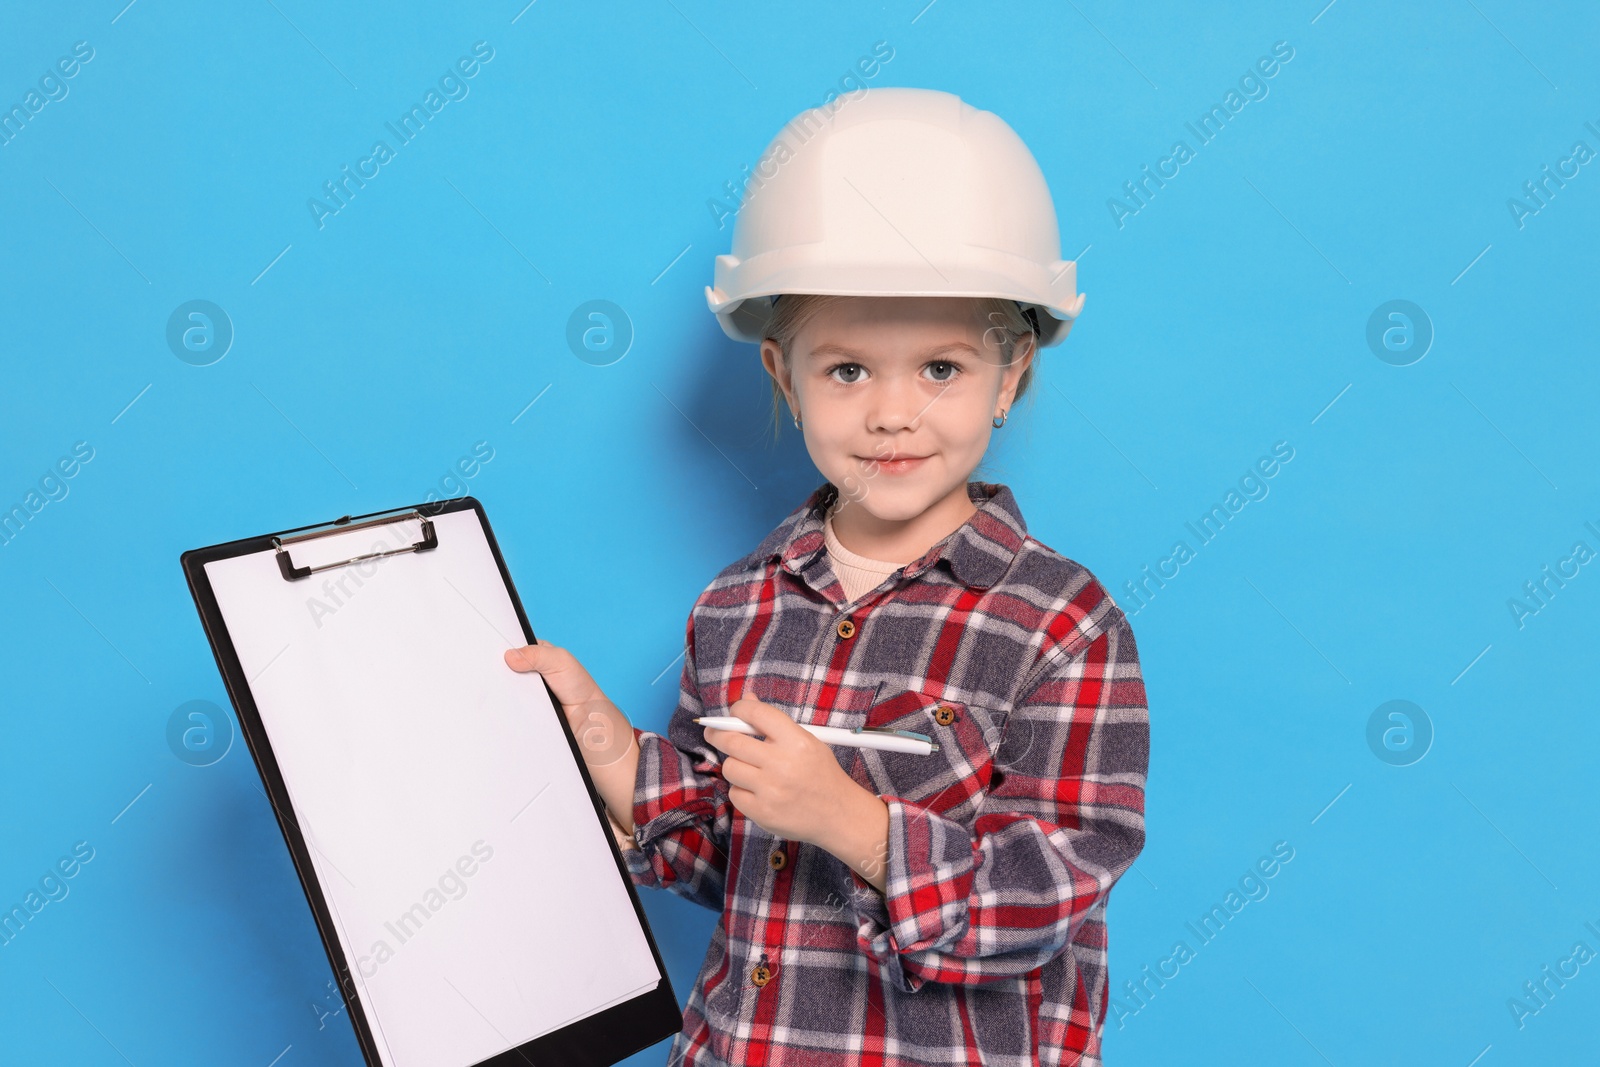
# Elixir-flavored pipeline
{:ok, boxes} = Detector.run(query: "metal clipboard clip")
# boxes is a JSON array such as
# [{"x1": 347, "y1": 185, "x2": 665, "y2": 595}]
[{"x1": 273, "y1": 508, "x2": 439, "y2": 582}]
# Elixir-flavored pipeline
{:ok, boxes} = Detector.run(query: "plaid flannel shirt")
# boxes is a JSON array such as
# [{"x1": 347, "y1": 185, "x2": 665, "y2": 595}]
[{"x1": 621, "y1": 480, "x2": 1149, "y2": 1067}]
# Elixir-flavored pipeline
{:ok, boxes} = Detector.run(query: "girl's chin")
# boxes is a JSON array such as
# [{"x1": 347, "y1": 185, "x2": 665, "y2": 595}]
[{"x1": 827, "y1": 477, "x2": 951, "y2": 518}]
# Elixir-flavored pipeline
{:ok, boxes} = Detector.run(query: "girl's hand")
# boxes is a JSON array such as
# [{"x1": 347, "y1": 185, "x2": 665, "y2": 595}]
[
  {"x1": 504, "y1": 639, "x2": 633, "y2": 769},
  {"x1": 703, "y1": 697, "x2": 865, "y2": 845}
]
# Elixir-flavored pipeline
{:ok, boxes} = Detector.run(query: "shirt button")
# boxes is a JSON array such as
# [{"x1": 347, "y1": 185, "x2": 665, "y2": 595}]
[
  {"x1": 836, "y1": 618, "x2": 857, "y2": 639},
  {"x1": 933, "y1": 704, "x2": 956, "y2": 726},
  {"x1": 768, "y1": 849, "x2": 787, "y2": 871},
  {"x1": 752, "y1": 953, "x2": 772, "y2": 987}
]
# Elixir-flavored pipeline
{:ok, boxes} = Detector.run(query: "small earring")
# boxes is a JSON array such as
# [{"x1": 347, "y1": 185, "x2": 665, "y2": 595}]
[
  {"x1": 793, "y1": 409, "x2": 803, "y2": 429},
  {"x1": 992, "y1": 410, "x2": 1008, "y2": 429}
]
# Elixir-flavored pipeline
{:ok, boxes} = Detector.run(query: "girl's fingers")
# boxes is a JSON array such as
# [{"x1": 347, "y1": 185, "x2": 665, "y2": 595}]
[
  {"x1": 718, "y1": 756, "x2": 746, "y2": 789},
  {"x1": 705, "y1": 728, "x2": 766, "y2": 769},
  {"x1": 503, "y1": 640, "x2": 608, "y2": 718}
]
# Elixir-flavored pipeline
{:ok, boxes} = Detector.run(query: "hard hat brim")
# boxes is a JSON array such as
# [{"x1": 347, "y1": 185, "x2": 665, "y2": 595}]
[{"x1": 706, "y1": 262, "x2": 1084, "y2": 348}]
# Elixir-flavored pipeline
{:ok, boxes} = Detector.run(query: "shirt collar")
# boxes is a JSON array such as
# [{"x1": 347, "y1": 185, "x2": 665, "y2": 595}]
[{"x1": 755, "y1": 480, "x2": 1028, "y2": 591}]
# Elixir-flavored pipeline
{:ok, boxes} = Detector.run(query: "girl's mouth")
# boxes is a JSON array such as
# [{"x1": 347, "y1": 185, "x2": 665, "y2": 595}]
[{"x1": 860, "y1": 454, "x2": 929, "y2": 475}]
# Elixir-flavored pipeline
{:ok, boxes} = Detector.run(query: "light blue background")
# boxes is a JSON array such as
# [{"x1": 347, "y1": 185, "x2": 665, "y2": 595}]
[{"x1": 2, "y1": 1, "x2": 1597, "y2": 1063}]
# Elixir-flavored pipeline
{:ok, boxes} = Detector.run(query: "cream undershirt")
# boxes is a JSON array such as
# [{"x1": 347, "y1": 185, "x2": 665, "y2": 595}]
[{"x1": 823, "y1": 506, "x2": 905, "y2": 603}]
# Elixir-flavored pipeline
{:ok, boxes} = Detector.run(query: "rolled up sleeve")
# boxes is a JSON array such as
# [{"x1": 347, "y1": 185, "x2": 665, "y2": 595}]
[
  {"x1": 624, "y1": 617, "x2": 734, "y2": 913},
  {"x1": 846, "y1": 609, "x2": 1149, "y2": 992}
]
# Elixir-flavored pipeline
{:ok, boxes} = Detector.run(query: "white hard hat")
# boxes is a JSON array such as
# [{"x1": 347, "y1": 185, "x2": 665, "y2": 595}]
[{"x1": 705, "y1": 86, "x2": 1084, "y2": 347}]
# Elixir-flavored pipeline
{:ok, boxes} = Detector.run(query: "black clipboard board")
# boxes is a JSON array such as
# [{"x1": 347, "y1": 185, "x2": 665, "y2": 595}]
[{"x1": 180, "y1": 495, "x2": 681, "y2": 1067}]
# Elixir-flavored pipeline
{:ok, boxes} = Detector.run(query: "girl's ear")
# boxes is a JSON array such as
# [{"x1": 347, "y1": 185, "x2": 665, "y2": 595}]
[
  {"x1": 998, "y1": 332, "x2": 1036, "y2": 407},
  {"x1": 760, "y1": 339, "x2": 795, "y2": 406}
]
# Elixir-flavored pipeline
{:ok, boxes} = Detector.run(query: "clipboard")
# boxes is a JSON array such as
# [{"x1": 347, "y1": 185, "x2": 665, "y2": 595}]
[{"x1": 180, "y1": 496, "x2": 682, "y2": 1067}]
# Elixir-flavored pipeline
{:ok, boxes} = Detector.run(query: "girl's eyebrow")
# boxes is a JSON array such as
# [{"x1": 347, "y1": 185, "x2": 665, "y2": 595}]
[{"x1": 808, "y1": 341, "x2": 979, "y2": 360}]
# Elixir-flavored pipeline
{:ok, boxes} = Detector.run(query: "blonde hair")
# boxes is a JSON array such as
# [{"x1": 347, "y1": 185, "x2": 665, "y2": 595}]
[{"x1": 760, "y1": 294, "x2": 1040, "y2": 442}]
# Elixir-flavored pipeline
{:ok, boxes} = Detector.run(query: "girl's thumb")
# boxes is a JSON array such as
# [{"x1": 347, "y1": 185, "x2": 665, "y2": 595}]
[{"x1": 506, "y1": 641, "x2": 551, "y2": 670}]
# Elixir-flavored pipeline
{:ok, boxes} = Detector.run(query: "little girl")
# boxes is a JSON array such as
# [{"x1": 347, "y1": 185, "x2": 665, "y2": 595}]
[{"x1": 506, "y1": 88, "x2": 1149, "y2": 1067}]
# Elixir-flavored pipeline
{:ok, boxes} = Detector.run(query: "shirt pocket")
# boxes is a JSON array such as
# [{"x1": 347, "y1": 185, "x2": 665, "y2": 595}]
[{"x1": 848, "y1": 688, "x2": 1007, "y2": 822}]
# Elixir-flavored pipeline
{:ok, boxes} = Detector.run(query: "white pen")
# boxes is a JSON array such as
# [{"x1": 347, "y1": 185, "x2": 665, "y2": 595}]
[{"x1": 693, "y1": 716, "x2": 939, "y2": 756}]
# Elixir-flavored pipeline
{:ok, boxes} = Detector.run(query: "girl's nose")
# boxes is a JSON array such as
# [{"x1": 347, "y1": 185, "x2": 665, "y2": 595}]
[{"x1": 867, "y1": 378, "x2": 935, "y2": 433}]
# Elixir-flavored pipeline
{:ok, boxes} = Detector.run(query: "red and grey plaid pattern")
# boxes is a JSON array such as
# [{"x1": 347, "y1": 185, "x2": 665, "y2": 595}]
[{"x1": 625, "y1": 480, "x2": 1149, "y2": 1067}]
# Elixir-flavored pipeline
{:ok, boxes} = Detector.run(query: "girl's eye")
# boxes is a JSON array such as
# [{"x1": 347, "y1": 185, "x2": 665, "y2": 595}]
[{"x1": 825, "y1": 361, "x2": 960, "y2": 384}]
